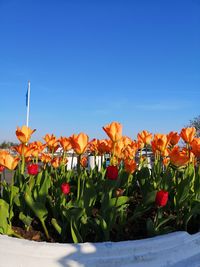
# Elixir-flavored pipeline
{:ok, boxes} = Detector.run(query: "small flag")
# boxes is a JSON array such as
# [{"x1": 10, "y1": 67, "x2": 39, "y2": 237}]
[{"x1": 26, "y1": 89, "x2": 28, "y2": 107}]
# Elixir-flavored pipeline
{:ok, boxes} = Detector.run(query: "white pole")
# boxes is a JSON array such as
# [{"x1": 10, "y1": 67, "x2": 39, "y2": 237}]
[{"x1": 26, "y1": 81, "x2": 31, "y2": 127}]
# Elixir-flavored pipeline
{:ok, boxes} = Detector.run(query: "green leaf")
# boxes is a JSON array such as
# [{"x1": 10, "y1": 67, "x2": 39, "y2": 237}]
[
  {"x1": 51, "y1": 218, "x2": 62, "y2": 235},
  {"x1": 194, "y1": 166, "x2": 200, "y2": 195},
  {"x1": 161, "y1": 168, "x2": 174, "y2": 190},
  {"x1": 38, "y1": 170, "x2": 51, "y2": 202},
  {"x1": 130, "y1": 205, "x2": 152, "y2": 221},
  {"x1": 24, "y1": 191, "x2": 48, "y2": 220},
  {"x1": 109, "y1": 196, "x2": 129, "y2": 208},
  {"x1": 96, "y1": 215, "x2": 109, "y2": 241},
  {"x1": 156, "y1": 215, "x2": 176, "y2": 230},
  {"x1": 137, "y1": 167, "x2": 151, "y2": 182},
  {"x1": 143, "y1": 191, "x2": 157, "y2": 206},
  {"x1": 0, "y1": 199, "x2": 10, "y2": 234},
  {"x1": 19, "y1": 212, "x2": 33, "y2": 228},
  {"x1": 63, "y1": 206, "x2": 84, "y2": 221},
  {"x1": 70, "y1": 217, "x2": 83, "y2": 243},
  {"x1": 184, "y1": 202, "x2": 200, "y2": 228},
  {"x1": 83, "y1": 181, "x2": 96, "y2": 211},
  {"x1": 184, "y1": 164, "x2": 195, "y2": 192},
  {"x1": 118, "y1": 170, "x2": 129, "y2": 188},
  {"x1": 177, "y1": 178, "x2": 191, "y2": 204},
  {"x1": 35, "y1": 171, "x2": 43, "y2": 187},
  {"x1": 146, "y1": 218, "x2": 155, "y2": 236}
]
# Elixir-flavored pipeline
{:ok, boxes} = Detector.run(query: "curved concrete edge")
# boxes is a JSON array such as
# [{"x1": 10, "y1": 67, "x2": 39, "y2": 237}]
[{"x1": 0, "y1": 232, "x2": 200, "y2": 267}]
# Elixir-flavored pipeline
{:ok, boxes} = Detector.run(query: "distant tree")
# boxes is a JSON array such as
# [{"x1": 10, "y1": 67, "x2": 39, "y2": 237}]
[
  {"x1": 0, "y1": 141, "x2": 18, "y2": 149},
  {"x1": 188, "y1": 115, "x2": 200, "y2": 137}
]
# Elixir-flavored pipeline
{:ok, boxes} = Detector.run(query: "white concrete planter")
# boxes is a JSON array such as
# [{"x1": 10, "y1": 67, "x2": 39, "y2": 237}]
[{"x1": 1, "y1": 232, "x2": 200, "y2": 267}]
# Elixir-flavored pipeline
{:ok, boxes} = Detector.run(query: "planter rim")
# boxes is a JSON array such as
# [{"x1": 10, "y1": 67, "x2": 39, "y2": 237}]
[{"x1": 1, "y1": 231, "x2": 200, "y2": 267}]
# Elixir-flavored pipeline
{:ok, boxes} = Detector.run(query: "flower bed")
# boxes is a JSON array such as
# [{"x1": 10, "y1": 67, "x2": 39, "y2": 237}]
[{"x1": 0, "y1": 122, "x2": 200, "y2": 243}]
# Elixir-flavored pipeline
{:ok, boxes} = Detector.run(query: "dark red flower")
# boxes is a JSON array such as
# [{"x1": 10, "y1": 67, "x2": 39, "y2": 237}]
[
  {"x1": 106, "y1": 165, "x2": 118, "y2": 180},
  {"x1": 61, "y1": 182, "x2": 70, "y2": 195},
  {"x1": 155, "y1": 190, "x2": 168, "y2": 207},
  {"x1": 27, "y1": 164, "x2": 39, "y2": 175},
  {"x1": 0, "y1": 165, "x2": 5, "y2": 173}
]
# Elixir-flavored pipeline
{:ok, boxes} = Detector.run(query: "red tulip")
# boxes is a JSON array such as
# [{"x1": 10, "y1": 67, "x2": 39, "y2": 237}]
[
  {"x1": 27, "y1": 164, "x2": 39, "y2": 175},
  {"x1": 0, "y1": 165, "x2": 5, "y2": 172},
  {"x1": 106, "y1": 165, "x2": 118, "y2": 180},
  {"x1": 155, "y1": 190, "x2": 168, "y2": 207},
  {"x1": 61, "y1": 183, "x2": 70, "y2": 195}
]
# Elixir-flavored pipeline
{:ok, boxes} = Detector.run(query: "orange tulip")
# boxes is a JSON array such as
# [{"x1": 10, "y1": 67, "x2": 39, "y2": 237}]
[
  {"x1": 123, "y1": 145, "x2": 136, "y2": 160},
  {"x1": 124, "y1": 159, "x2": 137, "y2": 174},
  {"x1": 16, "y1": 125, "x2": 36, "y2": 144},
  {"x1": 0, "y1": 151, "x2": 19, "y2": 170},
  {"x1": 80, "y1": 156, "x2": 88, "y2": 168},
  {"x1": 151, "y1": 134, "x2": 169, "y2": 154},
  {"x1": 121, "y1": 136, "x2": 132, "y2": 147},
  {"x1": 70, "y1": 133, "x2": 89, "y2": 155},
  {"x1": 130, "y1": 141, "x2": 139, "y2": 155},
  {"x1": 102, "y1": 122, "x2": 122, "y2": 142},
  {"x1": 51, "y1": 157, "x2": 65, "y2": 168},
  {"x1": 0, "y1": 150, "x2": 9, "y2": 166},
  {"x1": 180, "y1": 127, "x2": 196, "y2": 144},
  {"x1": 163, "y1": 157, "x2": 170, "y2": 167},
  {"x1": 43, "y1": 134, "x2": 60, "y2": 153},
  {"x1": 169, "y1": 146, "x2": 190, "y2": 167},
  {"x1": 29, "y1": 141, "x2": 46, "y2": 157},
  {"x1": 12, "y1": 144, "x2": 35, "y2": 158},
  {"x1": 113, "y1": 139, "x2": 124, "y2": 159},
  {"x1": 59, "y1": 137, "x2": 72, "y2": 151},
  {"x1": 137, "y1": 130, "x2": 152, "y2": 148},
  {"x1": 191, "y1": 138, "x2": 200, "y2": 158},
  {"x1": 97, "y1": 139, "x2": 112, "y2": 154},
  {"x1": 88, "y1": 139, "x2": 99, "y2": 154},
  {"x1": 40, "y1": 153, "x2": 52, "y2": 164},
  {"x1": 167, "y1": 131, "x2": 180, "y2": 146}
]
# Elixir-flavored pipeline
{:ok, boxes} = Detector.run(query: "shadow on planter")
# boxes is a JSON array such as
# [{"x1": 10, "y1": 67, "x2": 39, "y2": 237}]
[{"x1": 1, "y1": 232, "x2": 200, "y2": 267}]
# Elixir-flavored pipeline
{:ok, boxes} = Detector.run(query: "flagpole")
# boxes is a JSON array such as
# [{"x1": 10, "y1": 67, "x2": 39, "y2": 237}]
[{"x1": 26, "y1": 81, "x2": 31, "y2": 127}]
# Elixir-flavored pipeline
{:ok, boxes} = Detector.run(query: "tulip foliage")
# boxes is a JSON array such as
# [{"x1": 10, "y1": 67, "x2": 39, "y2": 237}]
[{"x1": 0, "y1": 123, "x2": 200, "y2": 243}]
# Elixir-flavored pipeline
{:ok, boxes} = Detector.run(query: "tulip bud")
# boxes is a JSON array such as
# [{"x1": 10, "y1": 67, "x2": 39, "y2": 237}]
[
  {"x1": 27, "y1": 164, "x2": 39, "y2": 175},
  {"x1": 116, "y1": 188, "x2": 125, "y2": 197},
  {"x1": 0, "y1": 165, "x2": 5, "y2": 172},
  {"x1": 106, "y1": 165, "x2": 118, "y2": 180},
  {"x1": 155, "y1": 190, "x2": 168, "y2": 207},
  {"x1": 61, "y1": 182, "x2": 70, "y2": 195}
]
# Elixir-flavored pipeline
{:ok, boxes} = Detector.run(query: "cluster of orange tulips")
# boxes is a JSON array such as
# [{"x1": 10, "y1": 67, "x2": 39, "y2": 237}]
[{"x1": 0, "y1": 122, "x2": 199, "y2": 174}]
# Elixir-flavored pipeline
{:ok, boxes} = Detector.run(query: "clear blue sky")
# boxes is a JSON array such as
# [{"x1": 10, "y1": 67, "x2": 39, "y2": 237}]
[{"x1": 0, "y1": 0, "x2": 199, "y2": 143}]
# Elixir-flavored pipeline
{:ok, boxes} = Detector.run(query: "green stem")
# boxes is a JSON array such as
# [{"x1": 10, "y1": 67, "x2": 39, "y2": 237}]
[
  {"x1": 77, "y1": 155, "x2": 81, "y2": 173},
  {"x1": 21, "y1": 144, "x2": 25, "y2": 175},
  {"x1": 77, "y1": 173, "x2": 81, "y2": 201},
  {"x1": 126, "y1": 173, "x2": 132, "y2": 195},
  {"x1": 8, "y1": 175, "x2": 14, "y2": 223},
  {"x1": 154, "y1": 208, "x2": 162, "y2": 231},
  {"x1": 101, "y1": 155, "x2": 103, "y2": 169},
  {"x1": 41, "y1": 219, "x2": 50, "y2": 240},
  {"x1": 51, "y1": 218, "x2": 61, "y2": 235},
  {"x1": 62, "y1": 151, "x2": 66, "y2": 174}
]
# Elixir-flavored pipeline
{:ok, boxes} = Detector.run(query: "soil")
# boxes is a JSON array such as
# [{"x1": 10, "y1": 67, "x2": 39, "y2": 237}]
[{"x1": 12, "y1": 226, "x2": 43, "y2": 241}]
